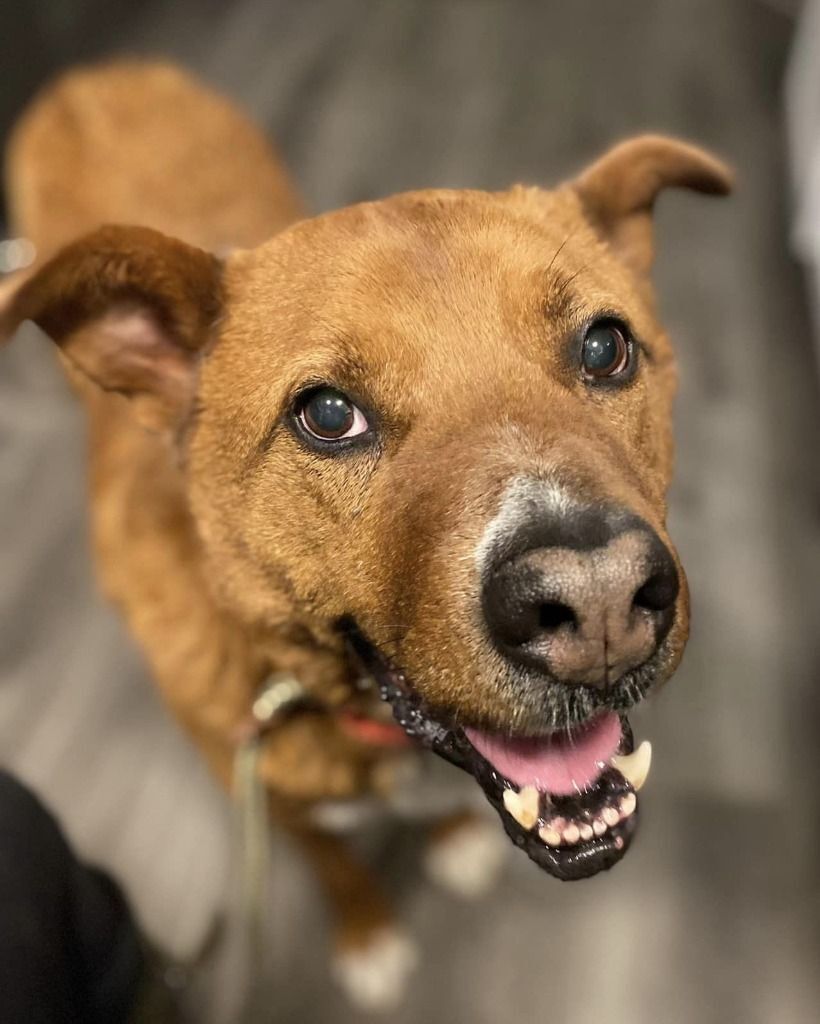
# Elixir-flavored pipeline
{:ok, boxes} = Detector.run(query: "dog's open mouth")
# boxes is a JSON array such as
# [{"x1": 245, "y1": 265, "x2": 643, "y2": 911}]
[
  {"x1": 345, "y1": 624, "x2": 652, "y2": 881},
  {"x1": 463, "y1": 715, "x2": 650, "y2": 880}
]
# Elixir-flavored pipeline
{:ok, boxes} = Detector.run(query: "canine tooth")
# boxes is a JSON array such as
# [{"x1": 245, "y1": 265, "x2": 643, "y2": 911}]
[
  {"x1": 538, "y1": 826, "x2": 562, "y2": 847},
  {"x1": 619, "y1": 792, "x2": 637, "y2": 818},
  {"x1": 602, "y1": 806, "x2": 620, "y2": 828},
  {"x1": 502, "y1": 785, "x2": 540, "y2": 830},
  {"x1": 614, "y1": 836, "x2": 625, "y2": 850},
  {"x1": 579, "y1": 823, "x2": 594, "y2": 841},
  {"x1": 610, "y1": 741, "x2": 652, "y2": 792}
]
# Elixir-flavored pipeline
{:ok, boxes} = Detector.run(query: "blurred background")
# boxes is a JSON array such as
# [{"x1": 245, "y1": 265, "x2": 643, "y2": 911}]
[{"x1": 1, "y1": 1, "x2": 819, "y2": 1022}]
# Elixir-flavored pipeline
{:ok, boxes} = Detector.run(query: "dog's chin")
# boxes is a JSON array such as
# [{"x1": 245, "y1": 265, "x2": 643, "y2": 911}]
[{"x1": 345, "y1": 624, "x2": 664, "y2": 882}]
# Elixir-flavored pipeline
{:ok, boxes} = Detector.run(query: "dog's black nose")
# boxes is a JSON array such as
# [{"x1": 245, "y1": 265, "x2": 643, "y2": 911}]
[{"x1": 482, "y1": 506, "x2": 679, "y2": 688}]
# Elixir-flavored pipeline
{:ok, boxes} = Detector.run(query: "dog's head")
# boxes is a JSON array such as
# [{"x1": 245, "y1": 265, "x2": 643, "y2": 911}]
[{"x1": 1, "y1": 135, "x2": 731, "y2": 879}]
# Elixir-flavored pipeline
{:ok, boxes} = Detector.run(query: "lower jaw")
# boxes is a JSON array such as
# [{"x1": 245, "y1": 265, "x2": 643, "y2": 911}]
[
  {"x1": 345, "y1": 626, "x2": 641, "y2": 881},
  {"x1": 484, "y1": 763, "x2": 638, "y2": 881}
]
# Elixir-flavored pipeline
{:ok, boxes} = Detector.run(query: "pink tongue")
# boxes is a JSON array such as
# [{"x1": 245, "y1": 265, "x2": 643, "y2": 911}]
[{"x1": 465, "y1": 712, "x2": 622, "y2": 796}]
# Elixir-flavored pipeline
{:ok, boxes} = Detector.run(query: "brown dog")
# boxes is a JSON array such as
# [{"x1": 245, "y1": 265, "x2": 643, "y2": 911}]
[{"x1": 1, "y1": 61, "x2": 731, "y2": 1007}]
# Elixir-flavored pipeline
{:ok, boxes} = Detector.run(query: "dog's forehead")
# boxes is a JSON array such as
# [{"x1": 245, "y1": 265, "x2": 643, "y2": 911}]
[
  {"x1": 220, "y1": 186, "x2": 658, "y2": 403},
  {"x1": 234, "y1": 185, "x2": 637, "y2": 313}
]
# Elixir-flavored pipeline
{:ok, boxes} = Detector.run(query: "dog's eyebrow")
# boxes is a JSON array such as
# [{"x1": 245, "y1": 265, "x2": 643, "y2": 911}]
[
  {"x1": 540, "y1": 271, "x2": 655, "y2": 364},
  {"x1": 542, "y1": 266, "x2": 588, "y2": 322},
  {"x1": 296, "y1": 324, "x2": 373, "y2": 383},
  {"x1": 286, "y1": 350, "x2": 375, "y2": 402}
]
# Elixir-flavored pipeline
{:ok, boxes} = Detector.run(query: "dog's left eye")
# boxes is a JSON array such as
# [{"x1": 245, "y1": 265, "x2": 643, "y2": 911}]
[
  {"x1": 581, "y1": 321, "x2": 631, "y2": 380},
  {"x1": 297, "y1": 387, "x2": 369, "y2": 441}
]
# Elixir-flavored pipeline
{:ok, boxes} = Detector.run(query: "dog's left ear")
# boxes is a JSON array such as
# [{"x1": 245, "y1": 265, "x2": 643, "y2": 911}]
[
  {"x1": 573, "y1": 134, "x2": 733, "y2": 276},
  {"x1": 0, "y1": 224, "x2": 223, "y2": 433}
]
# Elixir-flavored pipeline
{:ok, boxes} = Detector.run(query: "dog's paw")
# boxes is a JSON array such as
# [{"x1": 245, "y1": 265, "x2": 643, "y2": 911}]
[
  {"x1": 332, "y1": 928, "x2": 419, "y2": 1012},
  {"x1": 424, "y1": 814, "x2": 508, "y2": 899}
]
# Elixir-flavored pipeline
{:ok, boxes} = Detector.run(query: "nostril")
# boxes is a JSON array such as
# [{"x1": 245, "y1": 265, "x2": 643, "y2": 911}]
[
  {"x1": 633, "y1": 570, "x2": 678, "y2": 614},
  {"x1": 538, "y1": 601, "x2": 576, "y2": 631}
]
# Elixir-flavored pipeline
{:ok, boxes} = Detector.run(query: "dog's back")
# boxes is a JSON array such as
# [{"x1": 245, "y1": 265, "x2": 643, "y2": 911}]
[
  {"x1": 1, "y1": 62, "x2": 301, "y2": 783},
  {"x1": 4, "y1": 59, "x2": 303, "y2": 259}
]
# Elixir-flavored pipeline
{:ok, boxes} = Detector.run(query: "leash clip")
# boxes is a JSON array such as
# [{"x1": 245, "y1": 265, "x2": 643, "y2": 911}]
[
  {"x1": 234, "y1": 672, "x2": 309, "y2": 745},
  {"x1": 250, "y1": 673, "x2": 307, "y2": 732},
  {"x1": 0, "y1": 236, "x2": 36, "y2": 276}
]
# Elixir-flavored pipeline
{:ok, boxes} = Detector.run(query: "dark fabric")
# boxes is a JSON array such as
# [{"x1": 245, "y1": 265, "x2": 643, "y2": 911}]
[{"x1": 0, "y1": 770, "x2": 143, "y2": 1024}]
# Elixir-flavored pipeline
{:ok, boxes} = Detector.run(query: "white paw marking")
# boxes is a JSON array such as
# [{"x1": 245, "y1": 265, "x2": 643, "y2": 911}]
[
  {"x1": 425, "y1": 816, "x2": 508, "y2": 899},
  {"x1": 332, "y1": 928, "x2": 419, "y2": 1012}
]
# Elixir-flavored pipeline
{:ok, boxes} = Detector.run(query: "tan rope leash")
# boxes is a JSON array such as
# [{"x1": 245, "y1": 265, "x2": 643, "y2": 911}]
[{"x1": 232, "y1": 673, "x2": 309, "y2": 1021}]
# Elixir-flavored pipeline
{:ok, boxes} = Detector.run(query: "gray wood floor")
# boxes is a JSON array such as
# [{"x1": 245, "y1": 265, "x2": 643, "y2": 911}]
[{"x1": 1, "y1": 2, "x2": 819, "y2": 1022}]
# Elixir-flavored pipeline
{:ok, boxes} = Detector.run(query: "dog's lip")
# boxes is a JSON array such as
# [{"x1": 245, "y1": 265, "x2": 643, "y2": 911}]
[{"x1": 343, "y1": 622, "x2": 644, "y2": 881}]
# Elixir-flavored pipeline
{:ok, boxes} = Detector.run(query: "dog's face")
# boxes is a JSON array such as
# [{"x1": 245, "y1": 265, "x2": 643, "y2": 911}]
[
  {"x1": 2, "y1": 135, "x2": 731, "y2": 879},
  {"x1": 196, "y1": 182, "x2": 685, "y2": 710}
]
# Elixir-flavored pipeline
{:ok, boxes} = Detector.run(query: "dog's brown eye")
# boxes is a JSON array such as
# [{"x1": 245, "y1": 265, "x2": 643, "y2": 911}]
[
  {"x1": 298, "y1": 387, "x2": 369, "y2": 441},
  {"x1": 581, "y1": 323, "x2": 630, "y2": 379}
]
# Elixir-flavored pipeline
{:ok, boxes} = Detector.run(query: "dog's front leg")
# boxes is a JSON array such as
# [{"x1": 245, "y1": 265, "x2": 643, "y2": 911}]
[
  {"x1": 285, "y1": 822, "x2": 418, "y2": 1012},
  {"x1": 424, "y1": 809, "x2": 508, "y2": 900}
]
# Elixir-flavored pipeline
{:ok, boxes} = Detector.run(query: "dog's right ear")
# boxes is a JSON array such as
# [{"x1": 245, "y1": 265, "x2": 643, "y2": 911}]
[{"x1": 0, "y1": 225, "x2": 223, "y2": 432}]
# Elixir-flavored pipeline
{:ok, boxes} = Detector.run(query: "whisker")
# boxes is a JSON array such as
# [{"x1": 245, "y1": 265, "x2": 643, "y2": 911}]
[{"x1": 545, "y1": 228, "x2": 577, "y2": 276}]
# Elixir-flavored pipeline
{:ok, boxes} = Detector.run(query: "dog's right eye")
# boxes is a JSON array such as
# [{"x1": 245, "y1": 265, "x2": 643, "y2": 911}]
[{"x1": 296, "y1": 387, "x2": 369, "y2": 442}]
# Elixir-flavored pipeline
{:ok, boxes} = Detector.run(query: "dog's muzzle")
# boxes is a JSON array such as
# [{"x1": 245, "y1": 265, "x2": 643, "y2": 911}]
[{"x1": 338, "y1": 482, "x2": 680, "y2": 881}]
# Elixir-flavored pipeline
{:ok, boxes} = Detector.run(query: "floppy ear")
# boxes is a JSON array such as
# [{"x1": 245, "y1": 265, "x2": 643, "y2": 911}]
[
  {"x1": 0, "y1": 224, "x2": 223, "y2": 432},
  {"x1": 573, "y1": 134, "x2": 733, "y2": 276}
]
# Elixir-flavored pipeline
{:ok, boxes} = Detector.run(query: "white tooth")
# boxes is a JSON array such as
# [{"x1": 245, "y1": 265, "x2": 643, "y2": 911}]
[
  {"x1": 592, "y1": 818, "x2": 607, "y2": 837},
  {"x1": 619, "y1": 792, "x2": 637, "y2": 818},
  {"x1": 502, "y1": 785, "x2": 540, "y2": 830},
  {"x1": 579, "y1": 823, "x2": 594, "y2": 841},
  {"x1": 538, "y1": 825, "x2": 562, "y2": 847},
  {"x1": 563, "y1": 823, "x2": 580, "y2": 845},
  {"x1": 602, "y1": 806, "x2": 620, "y2": 827},
  {"x1": 610, "y1": 740, "x2": 652, "y2": 792}
]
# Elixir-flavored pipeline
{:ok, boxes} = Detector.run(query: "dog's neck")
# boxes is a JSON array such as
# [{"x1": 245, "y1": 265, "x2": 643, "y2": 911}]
[{"x1": 83, "y1": 390, "x2": 353, "y2": 785}]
